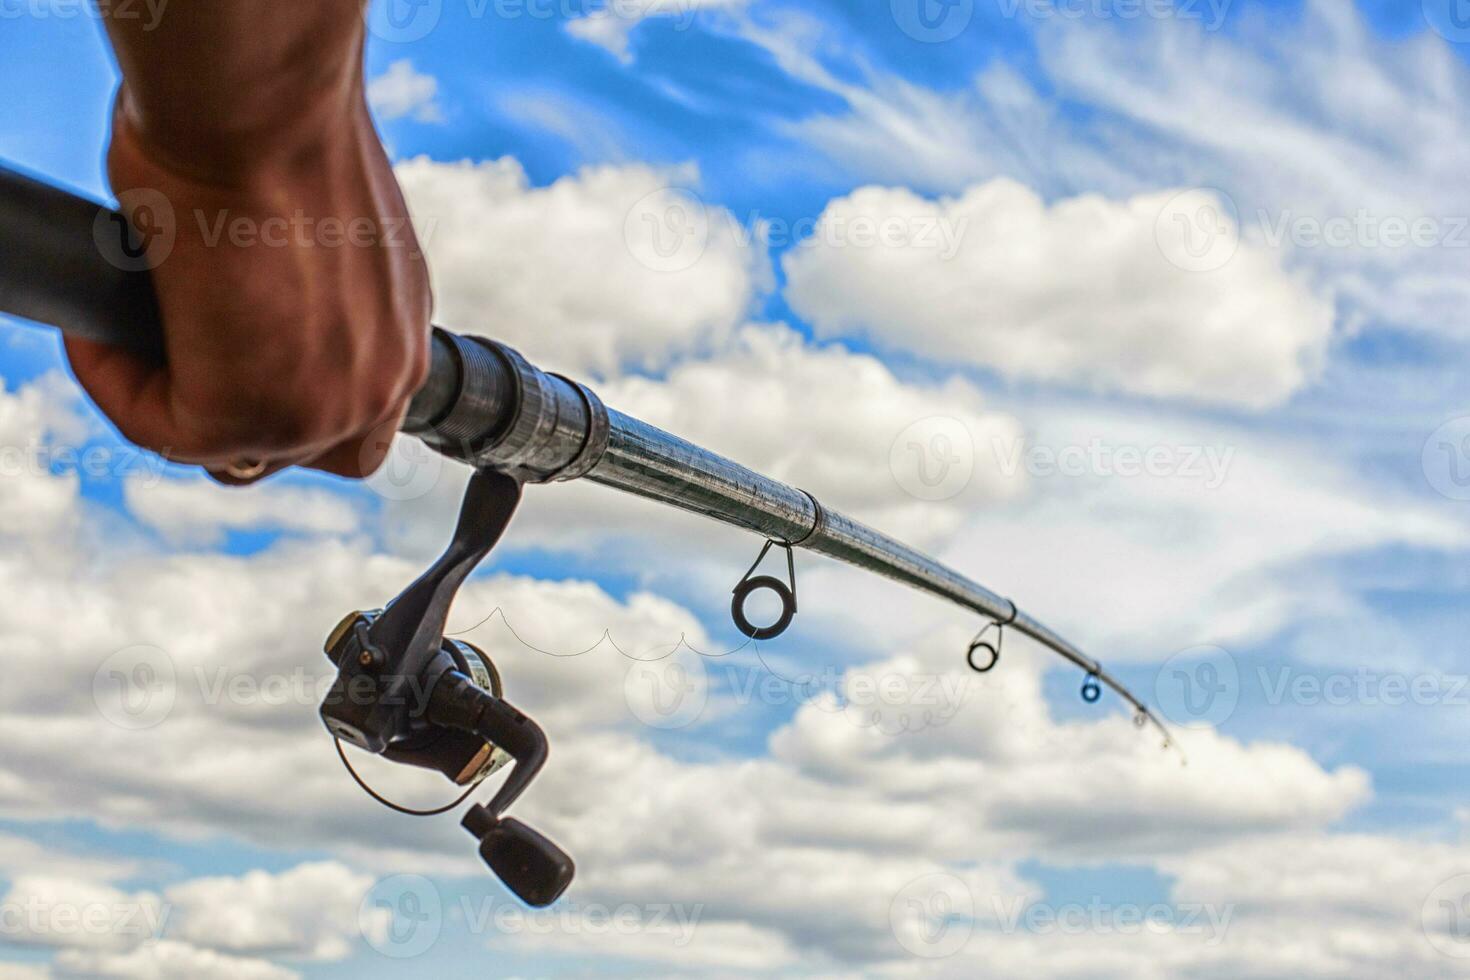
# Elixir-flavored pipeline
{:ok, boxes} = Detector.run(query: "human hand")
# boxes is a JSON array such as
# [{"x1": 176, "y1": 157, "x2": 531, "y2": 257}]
[{"x1": 66, "y1": 90, "x2": 432, "y2": 484}]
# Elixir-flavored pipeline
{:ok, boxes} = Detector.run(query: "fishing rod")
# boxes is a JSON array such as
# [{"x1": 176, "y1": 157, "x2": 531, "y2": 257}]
[{"x1": 0, "y1": 161, "x2": 1179, "y2": 905}]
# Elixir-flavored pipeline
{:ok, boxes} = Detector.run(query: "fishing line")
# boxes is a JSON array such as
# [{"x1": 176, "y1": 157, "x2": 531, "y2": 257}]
[{"x1": 448, "y1": 606, "x2": 756, "y2": 661}]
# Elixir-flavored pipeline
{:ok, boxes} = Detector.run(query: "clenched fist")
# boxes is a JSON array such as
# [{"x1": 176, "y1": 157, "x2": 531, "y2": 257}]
[{"x1": 70, "y1": 2, "x2": 432, "y2": 484}]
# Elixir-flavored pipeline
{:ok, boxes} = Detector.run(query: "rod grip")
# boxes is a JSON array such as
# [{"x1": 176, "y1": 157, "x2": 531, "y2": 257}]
[
  {"x1": 0, "y1": 164, "x2": 163, "y2": 355},
  {"x1": 0, "y1": 161, "x2": 467, "y2": 433}
]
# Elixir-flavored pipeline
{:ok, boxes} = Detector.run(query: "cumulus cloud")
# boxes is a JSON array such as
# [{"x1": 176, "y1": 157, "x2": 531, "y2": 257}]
[
  {"x1": 396, "y1": 156, "x2": 772, "y2": 377},
  {"x1": 1153, "y1": 833, "x2": 1470, "y2": 978},
  {"x1": 163, "y1": 863, "x2": 373, "y2": 961},
  {"x1": 782, "y1": 180, "x2": 1334, "y2": 408},
  {"x1": 601, "y1": 324, "x2": 1026, "y2": 539},
  {"x1": 122, "y1": 475, "x2": 360, "y2": 547},
  {"x1": 742, "y1": 1, "x2": 1470, "y2": 341},
  {"x1": 0, "y1": 366, "x2": 1404, "y2": 977},
  {"x1": 367, "y1": 60, "x2": 444, "y2": 124},
  {"x1": 53, "y1": 940, "x2": 299, "y2": 980},
  {"x1": 1034, "y1": 0, "x2": 1470, "y2": 337},
  {"x1": 0, "y1": 877, "x2": 166, "y2": 952},
  {"x1": 0, "y1": 841, "x2": 378, "y2": 977}
]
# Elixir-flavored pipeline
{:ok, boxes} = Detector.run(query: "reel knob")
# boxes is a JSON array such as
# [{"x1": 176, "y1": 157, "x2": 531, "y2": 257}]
[{"x1": 464, "y1": 805, "x2": 575, "y2": 908}]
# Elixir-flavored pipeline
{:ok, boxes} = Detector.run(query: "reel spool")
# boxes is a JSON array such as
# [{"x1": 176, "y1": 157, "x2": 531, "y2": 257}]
[{"x1": 324, "y1": 611, "x2": 510, "y2": 794}]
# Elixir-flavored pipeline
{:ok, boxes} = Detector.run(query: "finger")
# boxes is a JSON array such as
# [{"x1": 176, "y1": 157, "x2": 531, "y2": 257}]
[
  {"x1": 303, "y1": 407, "x2": 408, "y2": 480},
  {"x1": 63, "y1": 335, "x2": 258, "y2": 464}
]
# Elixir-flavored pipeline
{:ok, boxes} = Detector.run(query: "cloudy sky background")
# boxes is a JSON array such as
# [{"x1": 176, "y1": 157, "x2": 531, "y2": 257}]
[{"x1": 3, "y1": 0, "x2": 1470, "y2": 976}]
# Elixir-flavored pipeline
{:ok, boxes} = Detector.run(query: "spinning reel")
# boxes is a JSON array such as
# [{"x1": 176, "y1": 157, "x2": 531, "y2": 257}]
[{"x1": 318, "y1": 470, "x2": 573, "y2": 908}]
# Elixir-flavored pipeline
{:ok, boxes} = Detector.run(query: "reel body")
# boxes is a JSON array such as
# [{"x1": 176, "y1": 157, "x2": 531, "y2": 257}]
[
  {"x1": 317, "y1": 470, "x2": 573, "y2": 907},
  {"x1": 324, "y1": 610, "x2": 510, "y2": 787}
]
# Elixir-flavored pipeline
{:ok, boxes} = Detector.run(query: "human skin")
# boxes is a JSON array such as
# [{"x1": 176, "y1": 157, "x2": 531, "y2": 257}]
[{"x1": 67, "y1": 1, "x2": 432, "y2": 483}]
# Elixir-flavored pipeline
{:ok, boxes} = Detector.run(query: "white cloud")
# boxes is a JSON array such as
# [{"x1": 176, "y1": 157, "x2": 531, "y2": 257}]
[
  {"x1": 0, "y1": 965, "x2": 50, "y2": 980},
  {"x1": 1152, "y1": 833, "x2": 1470, "y2": 978},
  {"x1": 122, "y1": 476, "x2": 360, "y2": 547},
  {"x1": 367, "y1": 60, "x2": 444, "y2": 124},
  {"x1": 783, "y1": 180, "x2": 1335, "y2": 408},
  {"x1": 743, "y1": 1, "x2": 1470, "y2": 342},
  {"x1": 397, "y1": 156, "x2": 772, "y2": 377},
  {"x1": 0, "y1": 832, "x2": 138, "y2": 885},
  {"x1": 0, "y1": 843, "x2": 377, "y2": 975},
  {"x1": 53, "y1": 941, "x2": 298, "y2": 980},
  {"x1": 600, "y1": 324, "x2": 1026, "y2": 540},
  {"x1": 0, "y1": 876, "x2": 166, "y2": 952},
  {"x1": 1031, "y1": 0, "x2": 1470, "y2": 338},
  {"x1": 0, "y1": 372, "x2": 92, "y2": 534},
  {"x1": 162, "y1": 863, "x2": 373, "y2": 962},
  {"x1": 565, "y1": 0, "x2": 747, "y2": 63},
  {"x1": 935, "y1": 402, "x2": 1468, "y2": 656},
  {"x1": 0, "y1": 373, "x2": 1387, "y2": 976}
]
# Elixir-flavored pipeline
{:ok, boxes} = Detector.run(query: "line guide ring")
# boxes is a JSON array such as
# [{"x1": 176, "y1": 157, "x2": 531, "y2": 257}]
[
  {"x1": 731, "y1": 539, "x2": 798, "y2": 641},
  {"x1": 966, "y1": 599, "x2": 1018, "y2": 674}
]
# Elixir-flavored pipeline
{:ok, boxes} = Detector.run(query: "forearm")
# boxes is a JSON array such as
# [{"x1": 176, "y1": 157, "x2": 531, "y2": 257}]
[{"x1": 100, "y1": 1, "x2": 369, "y2": 181}]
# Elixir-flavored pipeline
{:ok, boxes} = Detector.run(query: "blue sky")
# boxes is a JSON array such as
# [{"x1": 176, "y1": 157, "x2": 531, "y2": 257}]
[{"x1": 3, "y1": 0, "x2": 1470, "y2": 976}]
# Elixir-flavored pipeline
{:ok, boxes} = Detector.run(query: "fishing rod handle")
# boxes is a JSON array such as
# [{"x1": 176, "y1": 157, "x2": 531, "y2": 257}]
[{"x1": 0, "y1": 161, "x2": 598, "y2": 472}]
